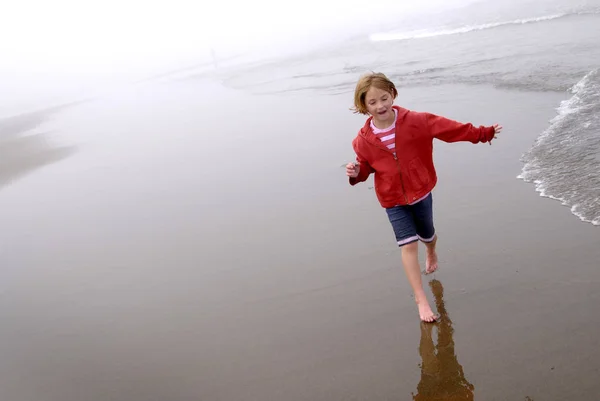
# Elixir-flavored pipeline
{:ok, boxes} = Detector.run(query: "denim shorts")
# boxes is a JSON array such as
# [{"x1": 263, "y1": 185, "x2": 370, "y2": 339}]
[{"x1": 385, "y1": 193, "x2": 436, "y2": 247}]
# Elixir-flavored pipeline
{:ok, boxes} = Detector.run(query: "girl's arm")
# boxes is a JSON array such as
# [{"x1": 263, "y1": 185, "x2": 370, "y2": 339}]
[
  {"x1": 349, "y1": 156, "x2": 374, "y2": 185},
  {"x1": 426, "y1": 113, "x2": 496, "y2": 144},
  {"x1": 348, "y1": 139, "x2": 375, "y2": 185}
]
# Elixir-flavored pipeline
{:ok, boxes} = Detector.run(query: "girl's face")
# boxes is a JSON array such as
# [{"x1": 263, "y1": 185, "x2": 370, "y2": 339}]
[{"x1": 365, "y1": 86, "x2": 394, "y2": 123}]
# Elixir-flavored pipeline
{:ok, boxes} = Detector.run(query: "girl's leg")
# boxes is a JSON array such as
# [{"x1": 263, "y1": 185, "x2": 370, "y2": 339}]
[
  {"x1": 401, "y1": 241, "x2": 438, "y2": 322},
  {"x1": 387, "y1": 205, "x2": 439, "y2": 322},
  {"x1": 424, "y1": 235, "x2": 438, "y2": 274},
  {"x1": 412, "y1": 194, "x2": 438, "y2": 274}
]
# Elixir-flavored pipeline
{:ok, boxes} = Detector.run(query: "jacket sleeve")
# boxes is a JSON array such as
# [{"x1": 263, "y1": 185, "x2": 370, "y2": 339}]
[
  {"x1": 349, "y1": 139, "x2": 374, "y2": 186},
  {"x1": 426, "y1": 113, "x2": 495, "y2": 144}
]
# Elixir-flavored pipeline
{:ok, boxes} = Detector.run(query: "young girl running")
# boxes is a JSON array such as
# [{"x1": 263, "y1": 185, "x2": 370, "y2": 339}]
[{"x1": 346, "y1": 72, "x2": 502, "y2": 322}]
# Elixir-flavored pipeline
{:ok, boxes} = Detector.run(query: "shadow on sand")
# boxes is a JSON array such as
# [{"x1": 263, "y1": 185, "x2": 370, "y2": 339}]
[
  {"x1": 0, "y1": 104, "x2": 79, "y2": 190},
  {"x1": 412, "y1": 280, "x2": 536, "y2": 401},
  {"x1": 412, "y1": 279, "x2": 475, "y2": 401}
]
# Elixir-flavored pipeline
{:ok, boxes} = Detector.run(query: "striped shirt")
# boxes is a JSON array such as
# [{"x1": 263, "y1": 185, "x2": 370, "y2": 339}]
[{"x1": 370, "y1": 109, "x2": 397, "y2": 151}]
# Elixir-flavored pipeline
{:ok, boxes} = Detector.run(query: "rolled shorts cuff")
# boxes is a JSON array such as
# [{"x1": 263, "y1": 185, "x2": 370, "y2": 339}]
[
  {"x1": 418, "y1": 233, "x2": 436, "y2": 243},
  {"x1": 397, "y1": 235, "x2": 419, "y2": 246}
]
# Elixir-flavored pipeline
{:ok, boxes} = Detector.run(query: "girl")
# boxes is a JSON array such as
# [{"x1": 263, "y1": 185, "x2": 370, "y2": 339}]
[{"x1": 346, "y1": 72, "x2": 502, "y2": 322}]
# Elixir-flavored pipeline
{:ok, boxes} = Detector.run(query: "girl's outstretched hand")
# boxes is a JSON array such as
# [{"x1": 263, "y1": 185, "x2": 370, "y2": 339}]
[
  {"x1": 489, "y1": 124, "x2": 503, "y2": 145},
  {"x1": 346, "y1": 162, "x2": 360, "y2": 178}
]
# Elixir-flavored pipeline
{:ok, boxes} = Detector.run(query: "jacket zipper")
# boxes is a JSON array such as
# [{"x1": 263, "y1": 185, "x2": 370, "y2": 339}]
[
  {"x1": 393, "y1": 151, "x2": 409, "y2": 204},
  {"x1": 360, "y1": 128, "x2": 409, "y2": 205}
]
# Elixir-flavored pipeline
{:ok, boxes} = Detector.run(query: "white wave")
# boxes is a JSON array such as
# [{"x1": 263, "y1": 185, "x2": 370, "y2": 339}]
[
  {"x1": 370, "y1": 14, "x2": 567, "y2": 42},
  {"x1": 517, "y1": 174, "x2": 600, "y2": 226},
  {"x1": 522, "y1": 69, "x2": 596, "y2": 146},
  {"x1": 518, "y1": 69, "x2": 600, "y2": 226},
  {"x1": 571, "y1": 204, "x2": 600, "y2": 226}
]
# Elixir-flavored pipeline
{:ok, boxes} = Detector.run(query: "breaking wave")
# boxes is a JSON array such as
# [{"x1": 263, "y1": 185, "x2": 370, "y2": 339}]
[
  {"x1": 369, "y1": 11, "x2": 597, "y2": 42},
  {"x1": 519, "y1": 69, "x2": 600, "y2": 225}
]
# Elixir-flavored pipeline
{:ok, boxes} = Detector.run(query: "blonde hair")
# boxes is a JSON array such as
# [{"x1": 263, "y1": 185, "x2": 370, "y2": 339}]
[{"x1": 352, "y1": 72, "x2": 398, "y2": 115}]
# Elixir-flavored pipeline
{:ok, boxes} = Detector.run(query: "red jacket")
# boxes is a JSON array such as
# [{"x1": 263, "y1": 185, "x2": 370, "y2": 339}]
[{"x1": 350, "y1": 106, "x2": 495, "y2": 208}]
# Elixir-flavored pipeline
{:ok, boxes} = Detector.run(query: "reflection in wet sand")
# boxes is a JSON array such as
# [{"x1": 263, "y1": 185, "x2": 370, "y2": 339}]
[
  {"x1": 0, "y1": 106, "x2": 76, "y2": 189},
  {"x1": 413, "y1": 279, "x2": 474, "y2": 401}
]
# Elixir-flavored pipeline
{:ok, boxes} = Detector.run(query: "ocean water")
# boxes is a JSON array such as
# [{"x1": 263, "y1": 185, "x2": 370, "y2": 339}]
[
  {"x1": 2, "y1": 1, "x2": 598, "y2": 225},
  {"x1": 183, "y1": 0, "x2": 600, "y2": 225},
  {"x1": 519, "y1": 70, "x2": 600, "y2": 225}
]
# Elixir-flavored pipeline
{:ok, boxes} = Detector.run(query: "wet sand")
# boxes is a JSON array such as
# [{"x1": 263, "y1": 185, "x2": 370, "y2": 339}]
[
  {"x1": 0, "y1": 80, "x2": 599, "y2": 401},
  {"x1": 0, "y1": 107, "x2": 76, "y2": 189}
]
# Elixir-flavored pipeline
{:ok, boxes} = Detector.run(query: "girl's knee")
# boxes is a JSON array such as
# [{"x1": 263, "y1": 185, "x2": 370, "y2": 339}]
[{"x1": 401, "y1": 241, "x2": 419, "y2": 253}]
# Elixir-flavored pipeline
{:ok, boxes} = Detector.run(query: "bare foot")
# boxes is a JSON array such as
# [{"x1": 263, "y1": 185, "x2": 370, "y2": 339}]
[
  {"x1": 425, "y1": 250, "x2": 438, "y2": 275},
  {"x1": 417, "y1": 299, "x2": 439, "y2": 323}
]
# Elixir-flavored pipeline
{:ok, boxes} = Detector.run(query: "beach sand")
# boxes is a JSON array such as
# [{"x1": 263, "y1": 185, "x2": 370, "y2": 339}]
[{"x1": 0, "y1": 80, "x2": 599, "y2": 400}]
